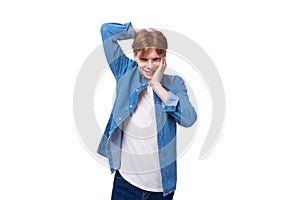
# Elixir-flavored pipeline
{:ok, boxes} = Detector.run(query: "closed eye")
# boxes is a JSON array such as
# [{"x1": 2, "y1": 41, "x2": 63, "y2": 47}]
[
  {"x1": 139, "y1": 58, "x2": 148, "y2": 62},
  {"x1": 139, "y1": 57, "x2": 161, "y2": 62}
]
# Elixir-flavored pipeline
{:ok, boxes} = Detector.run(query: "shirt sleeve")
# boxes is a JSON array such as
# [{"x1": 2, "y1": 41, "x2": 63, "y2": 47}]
[
  {"x1": 163, "y1": 92, "x2": 179, "y2": 112},
  {"x1": 164, "y1": 76, "x2": 197, "y2": 127},
  {"x1": 100, "y1": 22, "x2": 136, "y2": 80}
]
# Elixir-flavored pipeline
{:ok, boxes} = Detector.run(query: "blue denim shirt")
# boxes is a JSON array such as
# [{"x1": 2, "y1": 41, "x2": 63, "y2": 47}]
[{"x1": 97, "y1": 22, "x2": 197, "y2": 196}]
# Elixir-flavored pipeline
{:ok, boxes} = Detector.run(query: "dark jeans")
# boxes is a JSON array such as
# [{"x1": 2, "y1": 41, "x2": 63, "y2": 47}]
[{"x1": 111, "y1": 171, "x2": 174, "y2": 200}]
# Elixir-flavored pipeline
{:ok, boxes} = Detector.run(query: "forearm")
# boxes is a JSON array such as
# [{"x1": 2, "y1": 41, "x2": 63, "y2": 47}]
[
  {"x1": 100, "y1": 22, "x2": 136, "y2": 79},
  {"x1": 166, "y1": 77, "x2": 197, "y2": 127},
  {"x1": 101, "y1": 22, "x2": 135, "y2": 64},
  {"x1": 151, "y1": 83, "x2": 169, "y2": 104},
  {"x1": 101, "y1": 22, "x2": 135, "y2": 42}
]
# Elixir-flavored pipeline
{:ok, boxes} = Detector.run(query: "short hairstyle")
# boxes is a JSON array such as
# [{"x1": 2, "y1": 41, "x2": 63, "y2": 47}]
[{"x1": 132, "y1": 28, "x2": 168, "y2": 57}]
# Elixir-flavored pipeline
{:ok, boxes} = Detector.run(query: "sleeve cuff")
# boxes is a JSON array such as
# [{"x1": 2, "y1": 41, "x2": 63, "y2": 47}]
[
  {"x1": 164, "y1": 92, "x2": 179, "y2": 112},
  {"x1": 126, "y1": 22, "x2": 136, "y2": 39}
]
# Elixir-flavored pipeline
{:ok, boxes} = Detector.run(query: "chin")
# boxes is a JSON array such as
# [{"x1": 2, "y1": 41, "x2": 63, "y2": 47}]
[
  {"x1": 145, "y1": 76, "x2": 153, "y2": 80},
  {"x1": 143, "y1": 74, "x2": 152, "y2": 79}
]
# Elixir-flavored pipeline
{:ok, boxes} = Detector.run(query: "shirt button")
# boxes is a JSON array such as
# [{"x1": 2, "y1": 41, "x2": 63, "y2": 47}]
[
  {"x1": 118, "y1": 117, "x2": 122, "y2": 121},
  {"x1": 136, "y1": 89, "x2": 139, "y2": 92},
  {"x1": 129, "y1": 105, "x2": 133, "y2": 108},
  {"x1": 142, "y1": 83, "x2": 145, "y2": 86}
]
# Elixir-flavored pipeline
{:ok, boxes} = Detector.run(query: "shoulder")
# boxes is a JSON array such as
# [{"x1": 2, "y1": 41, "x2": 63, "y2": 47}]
[
  {"x1": 162, "y1": 74, "x2": 185, "y2": 90},
  {"x1": 162, "y1": 74, "x2": 184, "y2": 83}
]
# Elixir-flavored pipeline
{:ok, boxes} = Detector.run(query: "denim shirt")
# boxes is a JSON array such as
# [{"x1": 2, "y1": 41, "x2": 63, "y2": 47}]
[{"x1": 97, "y1": 22, "x2": 197, "y2": 196}]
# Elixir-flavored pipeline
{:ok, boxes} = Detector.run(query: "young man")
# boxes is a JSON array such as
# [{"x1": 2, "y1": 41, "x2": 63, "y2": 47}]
[{"x1": 97, "y1": 22, "x2": 197, "y2": 200}]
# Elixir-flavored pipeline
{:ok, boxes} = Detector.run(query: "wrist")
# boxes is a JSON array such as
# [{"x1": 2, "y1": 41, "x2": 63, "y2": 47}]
[
  {"x1": 149, "y1": 81, "x2": 162, "y2": 88},
  {"x1": 150, "y1": 82, "x2": 168, "y2": 103}
]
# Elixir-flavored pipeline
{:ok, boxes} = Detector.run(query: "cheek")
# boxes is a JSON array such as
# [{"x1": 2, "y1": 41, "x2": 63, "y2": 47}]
[
  {"x1": 137, "y1": 61, "x2": 145, "y2": 67},
  {"x1": 138, "y1": 65, "x2": 146, "y2": 73},
  {"x1": 138, "y1": 64, "x2": 144, "y2": 69},
  {"x1": 154, "y1": 65, "x2": 159, "y2": 70}
]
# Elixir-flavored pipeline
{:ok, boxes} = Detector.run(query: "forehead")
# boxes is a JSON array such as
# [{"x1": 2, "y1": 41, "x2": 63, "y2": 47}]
[{"x1": 137, "y1": 48, "x2": 161, "y2": 58}]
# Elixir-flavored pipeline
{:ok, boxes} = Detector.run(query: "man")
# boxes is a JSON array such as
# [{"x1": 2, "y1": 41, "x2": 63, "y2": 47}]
[{"x1": 97, "y1": 22, "x2": 197, "y2": 200}]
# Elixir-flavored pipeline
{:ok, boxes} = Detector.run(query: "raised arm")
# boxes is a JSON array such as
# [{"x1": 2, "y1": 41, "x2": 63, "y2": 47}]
[{"x1": 100, "y1": 22, "x2": 136, "y2": 80}]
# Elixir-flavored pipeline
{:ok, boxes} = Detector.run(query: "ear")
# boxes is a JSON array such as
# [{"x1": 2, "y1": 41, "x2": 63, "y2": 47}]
[
  {"x1": 134, "y1": 50, "x2": 140, "y2": 62},
  {"x1": 134, "y1": 53, "x2": 138, "y2": 61}
]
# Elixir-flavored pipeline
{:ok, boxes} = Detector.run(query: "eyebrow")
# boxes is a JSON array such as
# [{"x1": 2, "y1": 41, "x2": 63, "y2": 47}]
[{"x1": 139, "y1": 57, "x2": 161, "y2": 60}]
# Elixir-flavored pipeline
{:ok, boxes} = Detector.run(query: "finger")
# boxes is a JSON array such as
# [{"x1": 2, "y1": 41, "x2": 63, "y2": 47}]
[
  {"x1": 158, "y1": 64, "x2": 164, "y2": 73},
  {"x1": 163, "y1": 56, "x2": 167, "y2": 67},
  {"x1": 162, "y1": 65, "x2": 166, "y2": 73},
  {"x1": 160, "y1": 57, "x2": 164, "y2": 67},
  {"x1": 161, "y1": 57, "x2": 165, "y2": 67},
  {"x1": 163, "y1": 58, "x2": 167, "y2": 71},
  {"x1": 161, "y1": 62, "x2": 166, "y2": 73}
]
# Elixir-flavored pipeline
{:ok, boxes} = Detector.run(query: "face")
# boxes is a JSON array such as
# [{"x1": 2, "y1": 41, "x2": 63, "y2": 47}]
[{"x1": 134, "y1": 48, "x2": 165, "y2": 80}]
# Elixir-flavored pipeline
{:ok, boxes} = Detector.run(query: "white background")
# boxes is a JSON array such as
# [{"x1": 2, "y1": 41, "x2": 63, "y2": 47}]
[{"x1": 1, "y1": 0, "x2": 300, "y2": 199}]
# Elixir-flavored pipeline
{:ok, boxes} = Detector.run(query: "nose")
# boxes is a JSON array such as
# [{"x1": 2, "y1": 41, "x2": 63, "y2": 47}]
[
  {"x1": 146, "y1": 60, "x2": 155, "y2": 68},
  {"x1": 148, "y1": 60, "x2": 153, "y2": 66}
]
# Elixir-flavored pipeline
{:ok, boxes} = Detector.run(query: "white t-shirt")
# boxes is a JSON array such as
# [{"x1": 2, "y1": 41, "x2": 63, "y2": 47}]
[{"x1": 119, "y1": 86, "x2": 163, "y2": 192}]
